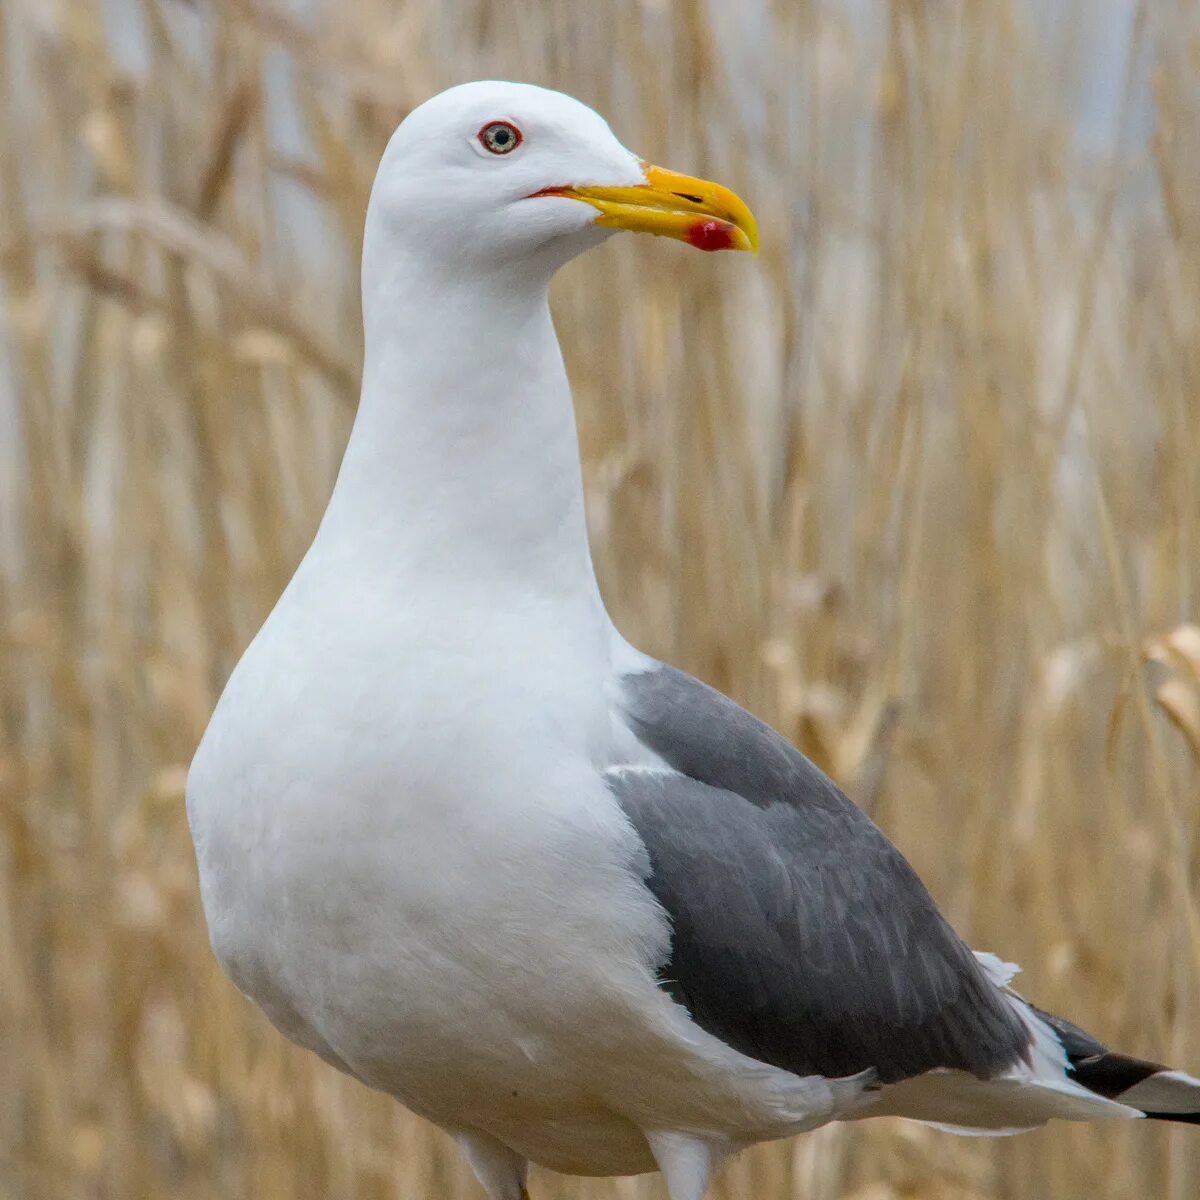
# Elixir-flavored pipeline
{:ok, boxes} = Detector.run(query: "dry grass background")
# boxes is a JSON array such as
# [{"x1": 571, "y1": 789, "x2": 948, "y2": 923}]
[{"x1": 3, "y1": 0, "x2": 1200, "y2": 1197}]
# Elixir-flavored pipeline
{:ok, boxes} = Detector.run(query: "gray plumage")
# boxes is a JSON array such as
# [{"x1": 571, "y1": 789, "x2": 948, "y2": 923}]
[{"x1": 610, "y1": 664, "x2": 1030, "y2": 1085}]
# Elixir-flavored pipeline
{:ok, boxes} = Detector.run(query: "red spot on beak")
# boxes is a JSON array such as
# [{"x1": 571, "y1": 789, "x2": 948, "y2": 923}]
[{"x1": 686, "y1": 219, "x2": 737, "y2": 252}]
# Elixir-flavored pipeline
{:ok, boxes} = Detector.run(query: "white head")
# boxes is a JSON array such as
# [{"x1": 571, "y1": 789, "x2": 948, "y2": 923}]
[
  {"x1": 363, "y1": 81, "x2": 758, "y2": 286},
  {"x1": 332, "y1": 83, "x2": 757, "y2": 587}
]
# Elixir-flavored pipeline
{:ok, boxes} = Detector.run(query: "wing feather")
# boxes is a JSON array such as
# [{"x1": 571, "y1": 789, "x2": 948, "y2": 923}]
[{"x1": 609, "y1": 664, "x2": 1029, "y2": 1085}]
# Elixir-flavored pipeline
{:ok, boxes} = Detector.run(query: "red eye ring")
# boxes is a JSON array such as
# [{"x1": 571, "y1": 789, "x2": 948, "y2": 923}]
[{"x1": 478, "y1": 120, "x2": 522, "y2": 155}]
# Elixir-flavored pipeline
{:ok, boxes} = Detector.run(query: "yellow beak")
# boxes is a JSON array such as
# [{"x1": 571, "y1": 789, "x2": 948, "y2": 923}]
[{"x1": 535, "y1": 163, "x2": 759, "y2": 254}]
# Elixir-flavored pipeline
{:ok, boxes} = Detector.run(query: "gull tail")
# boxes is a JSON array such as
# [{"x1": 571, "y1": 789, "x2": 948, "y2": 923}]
[
  {"x1": 977, "y1": 951, "x2": 1200, "y2": 1130},
  {"x1": 1029, "y1": 1005, "x2": 1200, "y2": 1125},
  {"x1": 861, "y1": 952, "x2": 1200, "y2": 1135}
]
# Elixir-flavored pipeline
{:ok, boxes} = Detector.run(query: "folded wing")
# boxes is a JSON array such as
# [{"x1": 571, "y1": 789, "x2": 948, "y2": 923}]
[{"x1": 608, "y1": 662, "x2": 1030, "y2": 1085}]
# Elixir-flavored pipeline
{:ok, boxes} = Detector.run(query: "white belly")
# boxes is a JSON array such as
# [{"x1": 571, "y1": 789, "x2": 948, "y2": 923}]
[
  {"x1": 187, "y1": 588, "x2": 678, "y2": 1171},
  {"x1": 186, "y1": 582, "x2": 859, "y2": 1175}
]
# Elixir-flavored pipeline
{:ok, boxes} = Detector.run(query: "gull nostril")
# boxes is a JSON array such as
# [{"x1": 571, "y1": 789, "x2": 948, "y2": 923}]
[{"x1": 674, "y1": 192, "x2": 705, "y2": 204}]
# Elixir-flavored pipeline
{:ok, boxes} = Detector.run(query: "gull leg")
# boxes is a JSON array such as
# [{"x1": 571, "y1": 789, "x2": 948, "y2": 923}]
[
  {"x1": 453, "y1": 1129, "x2": 529, "y2": 1200},
  {"x1": 645, "y1": 1130, "x2": 723, "y2": 1200}
]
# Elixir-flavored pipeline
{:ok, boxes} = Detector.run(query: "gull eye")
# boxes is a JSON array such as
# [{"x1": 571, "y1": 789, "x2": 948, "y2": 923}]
[{"x1": 479, "y1": 120, "x2": 522, "y2": 155}]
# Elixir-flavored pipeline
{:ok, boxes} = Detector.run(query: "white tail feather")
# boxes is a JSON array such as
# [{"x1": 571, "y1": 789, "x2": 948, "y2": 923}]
[
  {"x1": 848, "y1": 951, "x2": 1143, "y2": 1135},
  {"x1": 1118, "y1": 1069, "x2": 1200, "y2": 1115},
  {"x1": 845, "y1": 950, "x2": 1200, "y2": 1134}
]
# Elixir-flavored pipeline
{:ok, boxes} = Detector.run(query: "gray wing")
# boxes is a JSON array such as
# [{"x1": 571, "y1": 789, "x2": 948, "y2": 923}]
[{"x1": 610, "y1": 663, "x2": 1029, "y2": 1085}]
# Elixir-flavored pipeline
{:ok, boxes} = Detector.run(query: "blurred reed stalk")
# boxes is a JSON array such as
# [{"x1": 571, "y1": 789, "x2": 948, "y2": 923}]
[{"x1": 2, "y1": 1, "x2": 1198, "y2": 1198}]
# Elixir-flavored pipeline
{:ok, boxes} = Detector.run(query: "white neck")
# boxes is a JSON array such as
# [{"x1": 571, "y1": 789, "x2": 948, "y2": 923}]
[{"x1": 316, "y1": 240, "x2": 600, "y2": 608}]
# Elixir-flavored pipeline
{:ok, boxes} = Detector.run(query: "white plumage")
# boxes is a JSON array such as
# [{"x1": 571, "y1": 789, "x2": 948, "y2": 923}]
[{"x1": 187, "y1": 82, "x2": 1200, "y2": 1200}]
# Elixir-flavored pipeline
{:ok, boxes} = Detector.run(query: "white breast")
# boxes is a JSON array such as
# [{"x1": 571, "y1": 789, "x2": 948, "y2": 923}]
[{"x1": 186, "y1": 564, "x2": 669, "y2": 1122}]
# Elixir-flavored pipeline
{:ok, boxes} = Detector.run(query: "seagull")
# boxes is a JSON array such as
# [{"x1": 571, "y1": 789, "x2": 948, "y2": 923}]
[{"x1": 187, "y1": 81, "x2": 1200, "y2": 1200}]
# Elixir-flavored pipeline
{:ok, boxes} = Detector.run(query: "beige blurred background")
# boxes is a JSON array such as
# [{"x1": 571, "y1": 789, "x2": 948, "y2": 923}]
[{"x1": 3, "y1": 1, "x2": 1200, "y2": 1197}]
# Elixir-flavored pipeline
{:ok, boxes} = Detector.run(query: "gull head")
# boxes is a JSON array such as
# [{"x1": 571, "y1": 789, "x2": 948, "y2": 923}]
[{"x1": 365, "y1": 81, "x2": 758, "y2": 279}]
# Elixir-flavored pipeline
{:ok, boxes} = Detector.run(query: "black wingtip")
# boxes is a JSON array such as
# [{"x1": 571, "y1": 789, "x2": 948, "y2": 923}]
[
  {"x1": 1142, "y1": 1109, "x2": 1200, "y2": 1125},
  {"x1": 1030, "y1": 1005, "x2": 1200, "y2": 1122},
  {"x1": 1068, "y1": 1050, "x2": 1163, "y2": 1100}
]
